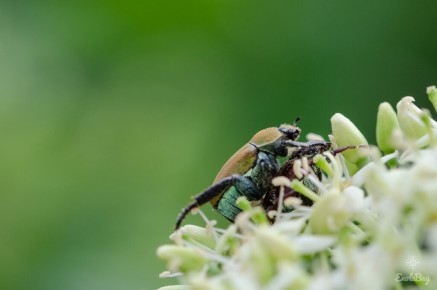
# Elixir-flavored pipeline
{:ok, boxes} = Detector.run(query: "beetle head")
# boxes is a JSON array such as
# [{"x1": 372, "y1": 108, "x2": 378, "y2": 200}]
[{"x1": 278, "y1": 123, "x2": 301, "y2": 141}]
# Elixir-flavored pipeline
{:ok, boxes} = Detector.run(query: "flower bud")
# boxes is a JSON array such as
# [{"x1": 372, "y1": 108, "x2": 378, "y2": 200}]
[
  {"x1": 376, "y1": 102, "x2": 400, "y2": 153},
  {"x1": 173, "y1": 225, "x2": 216, "y2": 249},
  {"x1": 157, "y1": 245, "x2": 208, "y2": 273},
  {"x1": 427, "y1": 85, "x2": 437, "y2": 112},
  {"x1": 254, "y1": 227, "x2": 297, "y2": 261},
  {"x1": 272, "y1": 176, "x2": 292, "y2": 187},
  {"x1": 309, "y1": 192, "x2": 351, "y2": 235},
  {"x1": 236, "y1": 197, "x2": 268, "y2": 226},
  {"x1": 251, "y1": 207, "x2": 269, "y2": 226},
  {"x1": 241, "y1": 238, "x2": 275, "y2": 283},
  {"x1": 396, "y1": 96, "x2": 427, "y2": 141},
  {"x1": 331, "y1": 113, "x2": 369, "y2": 168},
  {"x1": 343, "y1": 158, "x2": 358, "y2": 176},
  {"x1": 236, "y1": 196, "x2": 252, "y2": 211}
]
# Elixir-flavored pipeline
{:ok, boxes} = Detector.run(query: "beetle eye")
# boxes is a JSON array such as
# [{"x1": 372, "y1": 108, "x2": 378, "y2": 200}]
[
  {"x1": 279, "y1": 126, "x2": 301, "y2": 140},
  {"x1": 291, "y1": 129, "x2": 301, "y2": 140}
]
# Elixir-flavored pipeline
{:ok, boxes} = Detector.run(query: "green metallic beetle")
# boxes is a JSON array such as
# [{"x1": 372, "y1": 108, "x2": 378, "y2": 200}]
[{"x1": 175, "y1": 119, "x2": 330, "y2": 230}]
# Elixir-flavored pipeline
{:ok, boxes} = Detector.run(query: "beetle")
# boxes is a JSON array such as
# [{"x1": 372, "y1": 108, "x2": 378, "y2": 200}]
[{"x1": 175, "y1": 119, "x2": 331, "y2": 230}]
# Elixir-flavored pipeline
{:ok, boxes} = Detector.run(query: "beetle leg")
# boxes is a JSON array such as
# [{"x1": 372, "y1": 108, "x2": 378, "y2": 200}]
[
  {"x1": 331, "y1": 145, "x2": 367, "y2": 155},
  {"x1": 231, "y1": 174, "x2": 262, "y2": 201},
  {"x1": 175, "y1": 201, "x2": 198, "y2": 230},
  {"x1": 175, "y1": 177, "x2": 233, "y2": 230},
  {"x1": 175, "y1": 174, "x2": 260, "y2": 230},
  {"x1": 283, "y1": 140, "x2": 331, "y2": 149},
  {"x1": 282, "y1": 140, "x2": 332, "y2": 159},
  {"x1": 215, "y1": 175, "x2": 262, "y2": 222}
]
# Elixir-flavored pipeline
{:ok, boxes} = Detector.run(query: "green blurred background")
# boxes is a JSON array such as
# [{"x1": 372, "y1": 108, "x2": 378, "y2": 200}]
[{"x1": 1, "y1": 1, "x2": 436, "y2": 289}]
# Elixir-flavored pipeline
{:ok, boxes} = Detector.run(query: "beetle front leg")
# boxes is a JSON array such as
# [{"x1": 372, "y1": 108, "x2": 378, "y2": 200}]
[
  {"x1": 282, "y1": 140, "x2": 332, "y2": 157},
  {"x1": 283, "y1": 140, "x2": 331, "y2": 149}
]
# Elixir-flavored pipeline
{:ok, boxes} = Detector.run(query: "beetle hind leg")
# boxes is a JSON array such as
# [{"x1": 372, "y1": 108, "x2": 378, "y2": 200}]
[
  {"x1": 175, "y1": 201, "x2": 198, "y2": 231},
  {"x1": 175, "y1": 174, "x2": 262, "y2": 230},
  {"x1": 175, "y1": 175, "x2": 236, "y2": 230}
]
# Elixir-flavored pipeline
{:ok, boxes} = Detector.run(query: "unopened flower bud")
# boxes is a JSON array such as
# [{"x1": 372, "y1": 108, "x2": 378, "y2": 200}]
[
  {"x1": 331, "y1": 113, "x2": 369, "y2": 168},
  {"x1": 236, "y1": 196, "x2": 252, "y2": 211},
  {"x1": 376, "y1": 102, "x2": 400, "y2": 153},
  {"x1": 241, "y1": 238, "x2": 275, "y2": 283},
  {"x1": 272, "y1": 176, "x2": 292, "y2": 187},
  {"x1": 309, "y1": 193, "x2": 351, "y2": 235},
  {"x1": 427, "y1": 85, "x2": 437, "y2": 112},
  {"x1": 396, "y1": 96, "x2": 427, "y2": 141},
  {"x1": 255, "y1": 227, "x2": 297, "y2": 261},
  {"x1": 156, "y1": 245, "x2": 208, "y2": 273},
  {"x1": 173, "y1": 225, "x2": 216, "y2": 249}
]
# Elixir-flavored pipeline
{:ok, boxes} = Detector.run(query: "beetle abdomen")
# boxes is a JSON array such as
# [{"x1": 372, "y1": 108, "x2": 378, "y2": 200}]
[{"x1": 216, "y1": 186, "x2": 242, "y2": 221}]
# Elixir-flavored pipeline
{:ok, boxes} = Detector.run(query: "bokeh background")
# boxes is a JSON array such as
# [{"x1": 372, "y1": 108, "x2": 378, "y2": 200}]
[{"x1": 1, "y1": 1, "x2": 436, "y2": 289}]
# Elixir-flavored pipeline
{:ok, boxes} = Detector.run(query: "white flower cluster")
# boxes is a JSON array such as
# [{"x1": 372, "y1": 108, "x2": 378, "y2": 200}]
[{"x1": 157, "y1": 87, "x2": 437, "y2": 290}]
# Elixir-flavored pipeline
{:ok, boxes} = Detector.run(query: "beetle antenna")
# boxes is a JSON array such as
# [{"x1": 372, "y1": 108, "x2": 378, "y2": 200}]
[
  {"x1": 293, "y1": 117, "x2": 301, "y2": 126},
  {"x1": 175, "y1": 201, "x2": 198, "y2": 230}
]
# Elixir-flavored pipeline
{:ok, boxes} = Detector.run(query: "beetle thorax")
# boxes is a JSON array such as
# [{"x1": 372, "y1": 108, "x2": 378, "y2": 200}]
[{"x1": 249, "y1": 151, "x2": 279, "y2": 194}]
